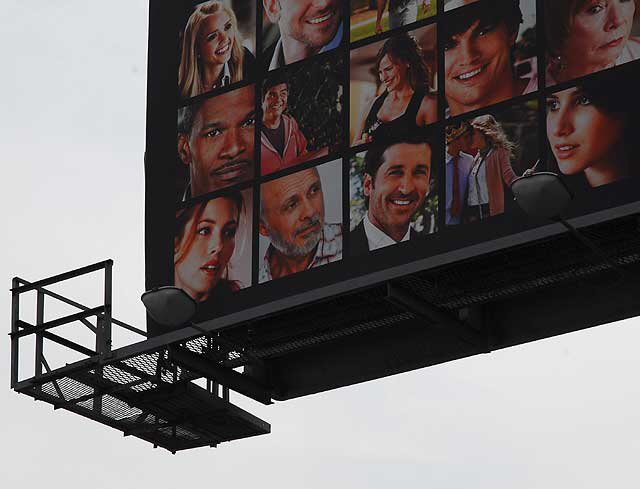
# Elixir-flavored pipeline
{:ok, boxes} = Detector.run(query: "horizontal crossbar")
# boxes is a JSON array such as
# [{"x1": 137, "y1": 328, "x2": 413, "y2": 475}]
[
  {"x1": 11, "y1": 307, "x2": 106, "y2": 339},
  {"x1": 13, "y1": 278, "x2": 146, "y2": 337},
  {"x1": 11, "y1": 260, "x2": 112, "y2": 294}
]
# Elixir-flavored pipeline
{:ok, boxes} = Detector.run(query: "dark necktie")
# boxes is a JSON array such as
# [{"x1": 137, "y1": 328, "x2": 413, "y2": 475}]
[{"x1": 451, "y1": 155, "x2": 461, "y2": 218}]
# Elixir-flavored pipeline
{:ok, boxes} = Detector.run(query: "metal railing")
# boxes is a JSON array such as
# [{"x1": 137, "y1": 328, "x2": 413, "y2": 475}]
[{"x1": 10, "y1": 260, "x2": 147, "y2": 390}]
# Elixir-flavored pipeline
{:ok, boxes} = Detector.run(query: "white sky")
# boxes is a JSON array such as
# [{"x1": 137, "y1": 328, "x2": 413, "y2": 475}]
[{"x1": 2, "y1": 1, "x2": 640, "y2": 487}]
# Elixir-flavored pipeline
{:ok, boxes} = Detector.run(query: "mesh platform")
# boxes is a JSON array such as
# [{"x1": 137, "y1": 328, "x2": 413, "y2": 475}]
[{"x1": 21, "y1": 350, "x2": 270, "y2": 453}]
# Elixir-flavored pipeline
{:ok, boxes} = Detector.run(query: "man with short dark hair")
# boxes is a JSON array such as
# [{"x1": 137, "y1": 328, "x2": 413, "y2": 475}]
[
  {"x1": 443, "y1": 0, "x2": 536, "y2": 116},
  {"x1": 263, "y1": 0, "x2": 343, "y2": 70},
  {"x1": 445, "y1": 121, "x2": 474, "y2": 225},
  {"x1": 259, "y1": 166, "x2": 342, "y2": 282},
  {"x1": 351, "y1": 138, "x2": 431, "y2": 254},
  {"x1": 177, "y1": 85, "x2": 255, "y2": 199},
  {"x1": 261, "y1": 78, "x2": 309, "y2": 175}
]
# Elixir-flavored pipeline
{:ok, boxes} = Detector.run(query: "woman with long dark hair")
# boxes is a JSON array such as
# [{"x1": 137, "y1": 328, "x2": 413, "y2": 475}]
[
  {"x1": 546, "y1": 65, "x2": 640, "y2": 187},
  {"x1": 174, "y1": 192, "x2": 246, "y2": 303},
  {"x1": 353, "y1": 33, "x2": 437, "y2": 145}
]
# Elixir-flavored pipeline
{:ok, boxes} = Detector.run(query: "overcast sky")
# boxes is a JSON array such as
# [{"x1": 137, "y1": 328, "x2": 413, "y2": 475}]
[{"x1": 2, "y1": 1, "x2": 640, "y2": 487}]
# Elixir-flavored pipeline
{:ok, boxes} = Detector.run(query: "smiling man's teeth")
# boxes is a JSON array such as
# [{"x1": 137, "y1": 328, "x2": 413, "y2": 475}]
[
  {"x1": 392, "y1": 200, "x2": 411, "y2": 206},
  {"x1": 458, "y1": 67, "x2": 483, "y2": 80},
  {"x1": 308, "y1": 12, "x2": 332, "y2": 24}
]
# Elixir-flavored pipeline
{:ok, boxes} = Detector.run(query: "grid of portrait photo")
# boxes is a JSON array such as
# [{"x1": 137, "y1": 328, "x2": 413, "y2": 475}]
[{"x1": 170, "y1": 0, "x2": 640, "y2": 309}]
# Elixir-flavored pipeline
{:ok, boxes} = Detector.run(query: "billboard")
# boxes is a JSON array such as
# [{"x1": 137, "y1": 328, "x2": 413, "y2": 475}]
[{"x1": 145, "y1": 0, "x2": 640, "y2": 336}]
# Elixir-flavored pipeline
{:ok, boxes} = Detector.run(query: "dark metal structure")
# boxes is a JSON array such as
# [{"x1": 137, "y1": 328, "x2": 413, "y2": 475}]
[
  {"x1": 10, "y1": 261, "x2": 270, "y2": 453},
  {"x1": 10, "y1": 214, "x2": 640, "y2": 452}
]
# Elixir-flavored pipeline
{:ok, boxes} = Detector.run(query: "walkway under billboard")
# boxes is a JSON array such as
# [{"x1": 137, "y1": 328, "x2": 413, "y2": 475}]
[{"x1": 10, "y1": 210, "x2": 640, "y2": 452}]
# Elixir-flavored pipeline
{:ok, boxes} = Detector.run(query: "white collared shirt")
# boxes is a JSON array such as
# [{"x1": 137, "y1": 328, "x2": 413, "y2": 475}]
[
  {"x1": 468, "y1": 150, "x2": 491, "y2": 206},
  {"x1": 259, "y1": 223, "x2": 343, "y2": 283},
  {"x1": 363, "y1": 214, "x2": 410, "y2": 251},
  {"x1": 213, "y1": 62, "x2": 231, "y2": 89}
]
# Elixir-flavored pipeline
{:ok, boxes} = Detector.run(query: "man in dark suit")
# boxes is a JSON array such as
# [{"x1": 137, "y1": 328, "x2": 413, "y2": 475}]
[
  {"x1": 351, "y1": 137, "x2": 432, "y2": 254},
  {"x1": 263, "y1": 0, "x2": 343, "y2": 70}
]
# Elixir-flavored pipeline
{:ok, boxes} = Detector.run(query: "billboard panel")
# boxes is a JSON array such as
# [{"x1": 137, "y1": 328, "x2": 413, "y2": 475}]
[{"x1": 146, "y1": 0, "x2": 640, "y2": 336}]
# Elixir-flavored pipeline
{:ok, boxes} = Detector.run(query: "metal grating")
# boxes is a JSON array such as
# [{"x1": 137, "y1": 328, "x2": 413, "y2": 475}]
[
  {"x1": 218, "y1": 215, "x2": 640, "y2": 364},
  {"x1": 19, "y1": 347, "x2": 270, "y2": 453},
  {"x1": 400, "y1": 217, "x2": 640, "y2": 310}
]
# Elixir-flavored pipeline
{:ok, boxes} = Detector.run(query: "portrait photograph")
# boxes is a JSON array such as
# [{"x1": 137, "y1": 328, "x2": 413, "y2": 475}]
[
  {"x1": 544, "y1": 0, "x2": 640, "y2": 86},
  {"x1": 350, "y1": 25, "x2": 438, "y2": 147},
  {"x1": 544, "y1": 62, "x2": 640, "y2": 191},
  {"x1": 443, "y1": 0, "x2": 537, "y2": 117},
  {"x1": 260, "y1": 53, "x2": 345, "y2": 176},
  {"x1": 177, "y1": 84, "x2": 256, "y2": 202},
  {"x1": 259, "y1": 159, "x2": 343, "y2": 283},
  {"x1": 350, "y1": 134, "x2": 439, "y2": 255},
  {"x1": 174, "y1": 189, "x2": 253, "y2": 310},
  {"x1": 261, "y1": 0, "x2": 344, "y2": 71},
  {"x1": 444, "y1": 98, "x2": 538, "y2": 226},
  {"x1": 177, "y1": 0, "x2": 257, "y2": 99},
  {"x1": 349, "y1": 0, "x2": 437, "y2": 43}
]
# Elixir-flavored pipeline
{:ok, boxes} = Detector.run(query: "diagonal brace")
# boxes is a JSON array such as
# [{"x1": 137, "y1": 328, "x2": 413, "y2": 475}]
[
  {"x1": 11, "y1": 306, "x2": 105, "y2": 339},
  {"x1": 386, "y1": 282, "x2": 486, "y2": 349}
]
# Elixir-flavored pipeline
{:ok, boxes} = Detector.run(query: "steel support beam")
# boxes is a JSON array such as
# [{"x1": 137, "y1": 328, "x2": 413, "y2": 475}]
[
  {"x1": 54, "y1": 377, "x2": 150, "y2": 410},
  {"x1": 11, "y1": 278, "x2": 20, "y2": 388},
  {"x1": 11, "y1": 260, "x2": 113, "y2": 295},
  {"x1": 41, "y1": 356, "x2": 66, "y2": 401},
  {"x1": 386, "y1": 282, "x2": 485, "y2": 348},
  {"x1": 101, "y1": 261, "x2": 113, "y2": 355},
  {"x1": 14, "y1": 277, "x2": 146, "y2": 338},
  {"x1": 35, "y1": 291, "x2": 45, "y2": 390},
  {"x1": 12, "y1": 307, "x2": 105, "y2": 339},
  {"x1": 41, "y1": 331, "x2": 96, "y2": 357},
  {"x1": 169, "y1": 346, "x2": 272, "y2": 405}
]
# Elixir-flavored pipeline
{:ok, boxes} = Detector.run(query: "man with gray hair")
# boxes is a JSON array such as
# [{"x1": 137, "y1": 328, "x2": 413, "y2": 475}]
[{"x1": 259, "y1": 166, "x2": 342, "y2": 282}]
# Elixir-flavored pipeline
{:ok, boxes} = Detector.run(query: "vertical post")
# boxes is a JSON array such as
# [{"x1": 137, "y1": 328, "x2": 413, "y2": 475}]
[
  {"x1": 206, "y1": 338, "x2": 212, "y2": 394},
  {"x1": 10, "y1": 278, "x2": 21, "y2": 388},
  {"x1": 94, "y1": 260, "x2": 113, "y2": 415},
  {"x1": 35, "y1": 290, "x2": 45, "y2": 380},
  {"x1": 94, "y1": 315, "x2": 104, "y2": 415},
  {"x1": 101, "y1": 260, "x2": 113, "y2": 355}
]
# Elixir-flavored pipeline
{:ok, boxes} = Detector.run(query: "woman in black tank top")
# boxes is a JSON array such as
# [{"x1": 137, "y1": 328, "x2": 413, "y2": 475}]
[{"x1": 353, "y1": 33, "x2": 437, "y2": 145}]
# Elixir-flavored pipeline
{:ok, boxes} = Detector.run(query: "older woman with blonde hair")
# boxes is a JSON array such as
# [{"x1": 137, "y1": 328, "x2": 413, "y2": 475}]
[
  {"x1": 179, "y1": 1, "x2": 255, "y2": 98},
  {"x1": 463, "y1": 114, "x2": 520, "y2": 222},
  {"x1": 545, "y1": 0, "x2": 640, "y2": 85}
]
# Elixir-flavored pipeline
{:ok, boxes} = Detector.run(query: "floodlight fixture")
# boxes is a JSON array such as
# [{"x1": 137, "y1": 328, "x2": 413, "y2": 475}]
[
  {"x1": 141, "y1": 286, "x2": 197, "y2": 329},
  {"x1": 511, "y1": 172, "x2": 573, "y2": 221},
  {"x1": 511, "y1": 172, "x2": 631, "y2": 278}
]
